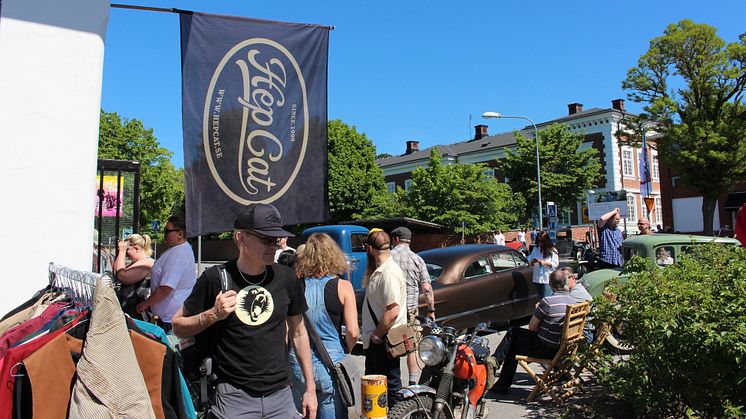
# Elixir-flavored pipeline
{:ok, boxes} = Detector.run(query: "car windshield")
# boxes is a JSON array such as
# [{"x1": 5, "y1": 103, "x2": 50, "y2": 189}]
[{"x1": 425, "y1": 263, "x2": 444, "y2": 282}]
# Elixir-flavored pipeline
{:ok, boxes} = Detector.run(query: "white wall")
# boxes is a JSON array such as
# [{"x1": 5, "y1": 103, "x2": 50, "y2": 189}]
[
  {"x1": 0, "y1": 0, "x2": 109, "y2": 315},
  {"x1": 672, "y1": 197, "x2": 721, "y2": 233}
]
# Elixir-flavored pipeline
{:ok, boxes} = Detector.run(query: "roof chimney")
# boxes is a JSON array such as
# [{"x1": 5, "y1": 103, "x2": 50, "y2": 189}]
[
  {"x1": 405, "y1": 140, "x2": 420, "y2": 155},
  {"x1": 474, "y1": 124, "x2": 488, "y2": 140},
  {"x1": 611, "y1": 99, "x2": 625, "y2": 112},
  {"x1": 568, "y1": 103, "x2": 584, "y2": 115}
]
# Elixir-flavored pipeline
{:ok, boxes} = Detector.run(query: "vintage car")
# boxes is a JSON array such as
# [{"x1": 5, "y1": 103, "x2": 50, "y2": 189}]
[
  {"x1": 554, "y1": 228, "x2": 591, "y2": 261},
  {"x1": 416, "y1": 244, "x2": 540, "y2": 330},
  {"x1": 581, "y1": 233, "x2": 741, "y2": 298}
]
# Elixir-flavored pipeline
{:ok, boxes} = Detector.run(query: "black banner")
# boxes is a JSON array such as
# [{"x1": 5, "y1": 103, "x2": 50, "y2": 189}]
[{"x1": 180, "y1": 12, "x2": 330, "y2": 237}]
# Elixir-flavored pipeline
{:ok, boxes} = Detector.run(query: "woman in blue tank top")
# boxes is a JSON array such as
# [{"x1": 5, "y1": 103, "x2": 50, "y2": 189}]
[{"x1": 289, "y1": 233, "x2": 359, "y2": 419}]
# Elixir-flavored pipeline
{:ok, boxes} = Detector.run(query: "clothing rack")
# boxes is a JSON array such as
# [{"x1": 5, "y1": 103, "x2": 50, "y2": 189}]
[{"x1": 48, "y1": 262, "x2": 111, "y2": 305}]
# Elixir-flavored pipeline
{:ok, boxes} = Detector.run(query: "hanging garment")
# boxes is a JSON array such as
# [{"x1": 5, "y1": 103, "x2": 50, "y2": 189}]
[
  {"x1": 0, "y1": 292, "x2": 61, "y2": 336},
  {"x1": 0, "y1": 312, "x2": 85, "y2": 419},
  {"x1": 68, "y1": 281, "x2": 155, "y2": 419},
  {"x1": 0, "y1": 301, "x2": 69, "y2": 357},
  {"x1": 22, "y1": 333, "x2": 83, "y2": 418},
  {"x1": 131, "y1": 319, "x2": 196, "y2": 419}
]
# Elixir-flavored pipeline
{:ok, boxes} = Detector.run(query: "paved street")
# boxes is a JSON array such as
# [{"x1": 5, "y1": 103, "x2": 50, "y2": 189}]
[{"x1": 350, "y1": 330, "x2": 563, "y2": 418}]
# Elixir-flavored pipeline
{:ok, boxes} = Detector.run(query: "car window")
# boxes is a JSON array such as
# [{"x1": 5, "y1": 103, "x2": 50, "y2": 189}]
[
  {"x1": 351, "y1": 234, "x2": 367, "y2": 252},
  {"x1": 464, "y1": 256, "x2": 492, "y2": 279},
  {"x1": 654, "y1": 246, "x2": 675, "y2": 267},
  {"x1": 490, "y1": 252, "x2": 517, "y2": 271},
  {"x1": 425, "y1": 263, "x2": 444, "y2": 282},
  {"x1": 623, "y1": 246, "x2": 638, "y2": 263},
  {"x1": 681, "y1": 245, "x2": 700, "y2": 255}
]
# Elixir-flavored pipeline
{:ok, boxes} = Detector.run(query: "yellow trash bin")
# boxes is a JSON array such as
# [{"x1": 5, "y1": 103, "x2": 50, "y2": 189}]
[{"x1": 361, "y1": 374, "x2": 387, "y2": 418}]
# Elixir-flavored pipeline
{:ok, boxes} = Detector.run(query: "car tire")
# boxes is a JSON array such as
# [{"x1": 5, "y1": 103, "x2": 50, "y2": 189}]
[{"x1": 603, "y1": 325, "x2": 634, "y2": 355}]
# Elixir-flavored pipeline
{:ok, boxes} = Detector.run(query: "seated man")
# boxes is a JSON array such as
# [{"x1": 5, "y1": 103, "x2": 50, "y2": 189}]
[{"x1": 490, "y1": 268, "x2": 576, "y2": 394}]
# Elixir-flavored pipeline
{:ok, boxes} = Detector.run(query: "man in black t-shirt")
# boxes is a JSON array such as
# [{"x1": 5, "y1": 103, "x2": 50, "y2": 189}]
[{"x1": 172, "y1": 204, "x2": 317, "y2": 419}]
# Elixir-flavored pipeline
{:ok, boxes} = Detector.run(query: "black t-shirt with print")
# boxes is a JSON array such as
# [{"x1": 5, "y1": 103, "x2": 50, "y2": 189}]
[{"x1": 182, "y1": 260, "x2": 307, "y2": 396}]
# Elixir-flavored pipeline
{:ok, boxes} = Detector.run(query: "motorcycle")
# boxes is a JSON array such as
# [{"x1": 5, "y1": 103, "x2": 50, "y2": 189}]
[{"x1": 388, "y1": 319, "x2": 497, "y2": 419}]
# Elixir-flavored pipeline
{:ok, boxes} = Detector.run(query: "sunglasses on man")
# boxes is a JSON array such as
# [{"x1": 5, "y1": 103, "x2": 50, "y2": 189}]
[{"x1": 243, "y1": 230, "x2": 281, "y2": 246}]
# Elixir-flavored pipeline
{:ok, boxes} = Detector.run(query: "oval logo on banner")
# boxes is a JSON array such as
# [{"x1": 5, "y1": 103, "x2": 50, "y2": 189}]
[{"x1": 203, "y1": 38, "x2": 309, "y2": 204}]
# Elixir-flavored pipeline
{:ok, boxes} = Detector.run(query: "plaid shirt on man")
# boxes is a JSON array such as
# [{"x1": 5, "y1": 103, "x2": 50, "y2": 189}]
[
  {"x1": 390, "y1": 244, "x2": 431, "y2": 311},
  {"x1": 598, "y1": 223, "x2": 624, "y2": 267}
]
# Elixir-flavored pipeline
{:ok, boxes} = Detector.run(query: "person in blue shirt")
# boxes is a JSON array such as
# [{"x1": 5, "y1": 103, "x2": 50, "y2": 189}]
[{"x1": 597, "y1": 208, "x2": 624, "y2": 268}]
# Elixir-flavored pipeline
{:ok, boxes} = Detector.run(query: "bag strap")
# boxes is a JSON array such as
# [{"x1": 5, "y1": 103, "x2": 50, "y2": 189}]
[
  {"x1": 366, "y1": 299, "x2": 379, "y2": 327},
  {"x1": 303, "y1": 313, "x2": 336, "y2": 370}
]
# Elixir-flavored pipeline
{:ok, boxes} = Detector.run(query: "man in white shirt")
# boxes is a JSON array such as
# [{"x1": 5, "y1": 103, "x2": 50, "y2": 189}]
[
  {"x1": 136, "y1": 215, "x2": 196, "y2": 331},
  {"x1": 362, "y1": 229, "x2": 407, "y2": 402},
  {"x1": 273, "y1": 237, "x2": 295, "y2": 262},
  {"x1": 493, "y1": 229, "x2": 506, "y2": 246}
]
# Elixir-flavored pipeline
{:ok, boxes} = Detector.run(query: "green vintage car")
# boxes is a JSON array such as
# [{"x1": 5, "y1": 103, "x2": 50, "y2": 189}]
[{"x1": 582, "y1": 233, "x2": 741, "y2": 298}]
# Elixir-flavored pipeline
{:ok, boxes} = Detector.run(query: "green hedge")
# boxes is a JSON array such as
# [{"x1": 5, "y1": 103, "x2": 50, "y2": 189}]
[{"x1": 592, "y1": 244, "x2": 746, "y2": 417}]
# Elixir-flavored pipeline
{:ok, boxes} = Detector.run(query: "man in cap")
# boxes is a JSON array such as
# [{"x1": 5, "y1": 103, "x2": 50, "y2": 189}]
[
  {"x1": 362, "y1": 229, "x2": 407, "y2": 403},
  {"x1": 172, "y1": 204, "x2": 317, "y2": 419},
  {"x1": 390, "y1": 226, "x2": 435, "y2": 386}
]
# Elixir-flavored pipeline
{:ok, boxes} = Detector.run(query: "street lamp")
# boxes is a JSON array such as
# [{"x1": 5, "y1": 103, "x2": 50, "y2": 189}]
[{"x1": 482, "y1": 112, "x2": 543, "y2": 229}]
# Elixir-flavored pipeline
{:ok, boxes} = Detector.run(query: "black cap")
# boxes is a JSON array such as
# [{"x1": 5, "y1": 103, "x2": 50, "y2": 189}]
[
  {"x1": 390, "y1": 227, "x2": 412, "y2": 241},
  {"x1": 233, "y1": 204, "x2": 294, "y2": 237}
]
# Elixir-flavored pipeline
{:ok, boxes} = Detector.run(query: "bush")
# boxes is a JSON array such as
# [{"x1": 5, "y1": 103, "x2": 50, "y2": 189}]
[{"x1": 592, "y1": 244, "x2": 746, "y2": 417}]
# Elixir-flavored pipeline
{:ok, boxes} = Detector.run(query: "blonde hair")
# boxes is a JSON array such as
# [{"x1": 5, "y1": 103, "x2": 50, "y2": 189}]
[
  {"x1": 126, "y1": 234, "x2": 153, "y2": 257},
  {"x1": 295, "y1": 233, "x2": 348, "y2": 279}
]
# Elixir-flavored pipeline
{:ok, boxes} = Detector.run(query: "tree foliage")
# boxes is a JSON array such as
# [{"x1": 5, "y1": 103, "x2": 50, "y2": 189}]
[
  {"x1": 500, "y1": 123, "x2": 601, "y2": 224},
  {"x1": 593, "y1": 245, "x2": 746, "y2": 417},
  {"x1": 405, "y1": 148, "x2": 525, "y2": 234},
  {"x1": 622, "y1": 20, "x2": 746, "y2": 234},
  {"x1": 98, "y1": 110, "x2": 184, "y2": 237},
  {"x1": 327, "y1": 120, "x2": 387, "y2": 222}
]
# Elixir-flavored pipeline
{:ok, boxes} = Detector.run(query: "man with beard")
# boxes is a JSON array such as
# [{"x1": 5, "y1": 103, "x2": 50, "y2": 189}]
[
  {"x1": 362, "y1": 229, "x2": 407, "y2": 404},
  {"x1": 172, "y1": 204, "x2": 317, "y2": 419}
]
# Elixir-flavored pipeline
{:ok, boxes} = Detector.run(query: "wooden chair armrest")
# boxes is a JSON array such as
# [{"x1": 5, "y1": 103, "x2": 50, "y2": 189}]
[{"x1": 516, "y1": 355, "x2": 553, "y2": 364}]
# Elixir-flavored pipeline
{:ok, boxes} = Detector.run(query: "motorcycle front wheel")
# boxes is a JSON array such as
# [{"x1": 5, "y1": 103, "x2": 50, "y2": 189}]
[{"x1": 388, "y1": 395, "x2": 434, "y2": 419}]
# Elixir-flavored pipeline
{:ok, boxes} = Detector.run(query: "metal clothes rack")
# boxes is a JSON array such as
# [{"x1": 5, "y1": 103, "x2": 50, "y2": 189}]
[{"x1": 48, "y1": 262, "x2": 111, "y2": 306}]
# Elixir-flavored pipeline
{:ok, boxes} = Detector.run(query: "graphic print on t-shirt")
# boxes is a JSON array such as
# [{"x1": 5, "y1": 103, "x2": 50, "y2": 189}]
[{"x1": 235, "y1": 285, "x2": 274, "y2": 326}]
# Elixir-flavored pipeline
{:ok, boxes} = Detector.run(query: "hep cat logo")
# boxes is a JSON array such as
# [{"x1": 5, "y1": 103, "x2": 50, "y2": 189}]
[{"x1": 202, "y1": 38, "x2": 309, "y2": 205}]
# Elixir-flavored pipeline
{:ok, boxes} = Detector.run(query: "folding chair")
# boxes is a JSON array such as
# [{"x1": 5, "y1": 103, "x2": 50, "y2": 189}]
[
  {"x1": 573, "y1": 292, "x2": 617, "y2": 378},
  {"x1": 515, "y1": 301, "x2": 591, "y2": 403}
]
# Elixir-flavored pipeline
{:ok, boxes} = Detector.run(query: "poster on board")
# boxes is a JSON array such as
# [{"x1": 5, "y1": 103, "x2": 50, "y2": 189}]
[{"x1": 587, "y1": 190, "x2": 628, "y2": 220}]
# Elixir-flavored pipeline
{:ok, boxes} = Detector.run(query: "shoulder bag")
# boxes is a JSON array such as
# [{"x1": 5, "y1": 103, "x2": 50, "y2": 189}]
[
  {"x1": 303, "y1": 313, "x2": 360, "y2": 407},
  {"x1": 366, "y1": 300, "x2": 419, "y2": 358}
]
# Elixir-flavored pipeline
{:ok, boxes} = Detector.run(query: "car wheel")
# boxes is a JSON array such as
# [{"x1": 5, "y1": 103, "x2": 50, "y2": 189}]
[
  {"x1": 603, "y1": 325, "x2": 634, "y2": 355},
  {"x1": 575, "y1": 248, "x2": 583, "y2": 261}
]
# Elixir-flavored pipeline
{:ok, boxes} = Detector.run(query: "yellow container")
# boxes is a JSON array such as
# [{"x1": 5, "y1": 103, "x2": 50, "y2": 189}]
[{"x1": 361, "y1": 374, "x2": 387, "y2": 418}]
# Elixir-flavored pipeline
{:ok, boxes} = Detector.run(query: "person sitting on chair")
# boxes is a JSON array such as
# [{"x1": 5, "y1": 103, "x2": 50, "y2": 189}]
[{"x1": 490, "y1": 268, "x2": 576, "y2": 394}]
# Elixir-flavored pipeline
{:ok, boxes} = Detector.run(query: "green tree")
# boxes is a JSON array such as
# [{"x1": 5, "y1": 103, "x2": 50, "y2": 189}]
[
  {"x1": 98, "y1": 110, "x2": 184, "y2": 237},
  {"x1": 500, "y1": 123, "x2": 602, "y2": 224},
  {"x1": 328, "y1": 119, "x2": 387, "y2": 221},
  {"x1": 622, "y1": 20, "x2": 746, "y2": 234},
  {"x1": 355, "y1": 187, "x2": 409, "y2": 220},
  {"x1": 405, "y1": 148, "x2": 524, "y2": 234}
]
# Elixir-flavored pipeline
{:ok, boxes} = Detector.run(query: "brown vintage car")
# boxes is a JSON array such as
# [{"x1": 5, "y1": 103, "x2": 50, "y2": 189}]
[{"x1": 417, "y1": 244, "x2": 539, "y2": 330}]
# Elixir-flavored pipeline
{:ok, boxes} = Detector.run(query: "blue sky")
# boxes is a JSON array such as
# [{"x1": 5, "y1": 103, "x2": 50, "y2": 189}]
[{"x1": 101, "y1": 0, "x2": 746, "y2": 168}]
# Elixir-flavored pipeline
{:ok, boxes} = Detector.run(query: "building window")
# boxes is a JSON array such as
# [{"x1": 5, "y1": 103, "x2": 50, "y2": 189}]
[
  {"x1": 386, "y1": 182, "x2": 395, "y2": 193},
  {"x1": 559, "y1": 208, "x2": 571, "y2": 225},
  {"x1": 404, "y1": 179, "x2": 412, "y2": 191},
  {"x1": 627, "y1": 194, "x2": 637, "y2": 222},
  {"x1": 482, "y1": 168, "x2": 495, "y2": 179},
  {"x1": 652, "y1": 156, "x2": 660, "y2": 181},
  {"x1": 671, "y1": 176, "x2": 680, "y2": 188},
  {"x1": 622, "y1": 149, "x2": 634, "y2": 177},
  {"x1": 654, "y1": 196, "x2": 663, "y2": 225}
]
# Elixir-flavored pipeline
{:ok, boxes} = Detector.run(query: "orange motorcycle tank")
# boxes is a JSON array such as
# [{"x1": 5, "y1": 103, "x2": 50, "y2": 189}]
[{"x1": 454, "y1": 344, "x2": 488, "y2": 406}]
